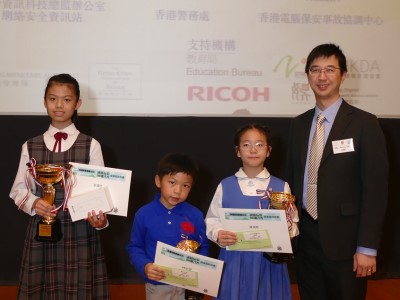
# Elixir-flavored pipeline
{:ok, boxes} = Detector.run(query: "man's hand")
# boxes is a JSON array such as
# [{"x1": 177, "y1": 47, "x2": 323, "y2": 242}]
[{"x1": 353, "y1": 252, "x2": 376, "y2": 277}]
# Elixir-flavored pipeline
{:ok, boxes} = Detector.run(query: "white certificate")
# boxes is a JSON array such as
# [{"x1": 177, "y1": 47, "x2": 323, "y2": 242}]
[
  {"x1": 154, "y1": 241, "x2": 224, "y2": 297},
  {"x1": 68, "y1": 186, "x2": 114, "y2": 222},
  {"x1": 69, "y1": 162, "x2": 132, "y2": 217},
  {"x1": 219, "y1": 208, "x2": 292, "y2": 253}
]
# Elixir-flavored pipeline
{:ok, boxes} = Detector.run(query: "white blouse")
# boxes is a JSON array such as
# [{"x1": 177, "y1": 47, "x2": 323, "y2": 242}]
[{"x1": 9, "y1": 123, "x2": 104, "y2": 215}]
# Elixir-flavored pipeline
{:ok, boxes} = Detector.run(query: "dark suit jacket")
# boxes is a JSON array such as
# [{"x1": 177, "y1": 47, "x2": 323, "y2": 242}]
[{"x1": 287, "y1": 100, "x2": 388, "y2": 260}]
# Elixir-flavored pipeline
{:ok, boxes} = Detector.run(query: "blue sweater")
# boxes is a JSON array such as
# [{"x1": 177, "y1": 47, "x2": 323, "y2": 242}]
[{"x1": 126, "y1": 193, "x2": 209, "y2": 284}]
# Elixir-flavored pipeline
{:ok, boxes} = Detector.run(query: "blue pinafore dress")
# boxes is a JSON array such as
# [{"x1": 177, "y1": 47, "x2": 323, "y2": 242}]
[{"x1": 215, "y1": 175, "x2": 292, "y2": 300}]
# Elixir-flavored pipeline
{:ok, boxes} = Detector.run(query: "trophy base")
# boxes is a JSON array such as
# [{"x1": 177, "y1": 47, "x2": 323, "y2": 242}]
[
  {"x1": 35, "y1": 218, "x2": 62, "y2": 242},
  {"x1": 185, "y1": 290, "x2": 204, "y2": 300},
  {"x1": 263, "y1": 252, "x2": 293, "y2": 264}
]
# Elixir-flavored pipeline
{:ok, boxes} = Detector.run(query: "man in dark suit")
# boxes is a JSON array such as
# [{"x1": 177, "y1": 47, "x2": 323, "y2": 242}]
[{"x1": 286, "y1": 43, "x2": 388, "y2": 299}]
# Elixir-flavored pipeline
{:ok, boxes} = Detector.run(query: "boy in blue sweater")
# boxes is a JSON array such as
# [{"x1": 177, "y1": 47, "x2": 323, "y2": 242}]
[{"x1": 127, "y1": 153, "x2": 209, "y2": 300}]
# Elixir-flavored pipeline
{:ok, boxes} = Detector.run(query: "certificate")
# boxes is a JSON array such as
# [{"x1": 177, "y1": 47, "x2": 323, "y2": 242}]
[
  {"x1": 69, "y1": 162, "x2": 132, "y2": 217},
  {"x1": 68, "y1": 186, "x2": 114, "y2": 222},
  {"x1": 219, "y1": 208, "x2": 292, "y2": 253},
  {"x1": 154, "y1": 241, "x2": 224, "y2": 297}
]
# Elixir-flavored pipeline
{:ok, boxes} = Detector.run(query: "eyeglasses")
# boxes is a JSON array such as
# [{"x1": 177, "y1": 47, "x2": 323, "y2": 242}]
[
  {"x1": 309, "y1": 66, "x2": 341, "y2": 76},
  {"x1": 239, "y1": 142, "x2": 268, "y2": 150}
]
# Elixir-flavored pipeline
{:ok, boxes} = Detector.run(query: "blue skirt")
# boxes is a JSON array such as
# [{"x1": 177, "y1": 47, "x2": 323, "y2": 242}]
[{"x1": 215, "y1": 249, "x2": 291, "y2": 300}]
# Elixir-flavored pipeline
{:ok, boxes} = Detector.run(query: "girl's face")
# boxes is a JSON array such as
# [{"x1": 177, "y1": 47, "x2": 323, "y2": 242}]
[
  {"x1": 44, "y1": 83, "x2": 82, "y2": 129},
  {"x1": 236, "y1": 128, "x2": 271, "y2": 175}
]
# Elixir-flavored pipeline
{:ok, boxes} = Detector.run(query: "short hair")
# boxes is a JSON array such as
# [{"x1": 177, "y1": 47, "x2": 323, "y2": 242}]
[
  {"x1": 305, "y1": 43, "x2": 347, "y2": 75},
  {"x1": 44, "y1": 73, "x2": 80, "y2": 99},
  {"x1": 157, "y1": 153, "x2": 199, "y2": 181},
  {"x1": 233, "y1": 123, "x2": 271, "y2": 147}
]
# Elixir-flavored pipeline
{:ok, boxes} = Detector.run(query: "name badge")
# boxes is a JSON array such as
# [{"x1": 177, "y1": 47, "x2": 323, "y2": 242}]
[{"x1": 332, "y1": 138, "x2": 354, "y2": 154}]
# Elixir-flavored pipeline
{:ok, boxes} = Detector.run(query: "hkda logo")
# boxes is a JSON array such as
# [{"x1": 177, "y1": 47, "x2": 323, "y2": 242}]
[{"x1": 188, "y1": 86, "x2": 269, "y2": 101}]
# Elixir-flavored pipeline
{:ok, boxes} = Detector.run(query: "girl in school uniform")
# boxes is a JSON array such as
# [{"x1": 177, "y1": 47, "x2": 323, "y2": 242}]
[
  {"x1": 205, "y1": 123, "x2": 292, "y2": 300},
  {"x1": 9, "y1": 73, "x2": 110, "y2": 299}
]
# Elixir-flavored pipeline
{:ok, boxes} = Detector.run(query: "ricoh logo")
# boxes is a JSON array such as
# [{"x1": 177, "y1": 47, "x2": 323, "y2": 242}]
[{"x1": 188, "y1": 86, "x2": 269, "y2": 101}]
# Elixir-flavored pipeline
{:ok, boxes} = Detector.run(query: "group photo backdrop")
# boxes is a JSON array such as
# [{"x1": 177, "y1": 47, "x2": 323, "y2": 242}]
[
  {"x1": 1, "y1": 0, "x2": 399, "y2": 117},
  {"x1": 1, "y1": 0, "x2": 400, "y2": 285}
]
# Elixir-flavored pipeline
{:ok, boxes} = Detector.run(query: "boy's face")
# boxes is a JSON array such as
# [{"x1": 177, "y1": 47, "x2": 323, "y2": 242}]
[{"x1": 155, "y1": 172, "x2": 193, "y2": 210}]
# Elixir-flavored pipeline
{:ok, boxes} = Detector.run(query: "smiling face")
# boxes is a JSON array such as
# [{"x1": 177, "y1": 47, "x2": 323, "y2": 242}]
[
  {"x1": 236, "y1": 128, "x2": 271, "y2": 177},
  {"x1": 307, "y1": 55, "x2": 347, "y2": 110},
  {"x1": 155, "y1": 172, "x2": 193, "y2": 209},
  {"x1": 44, "y1": 82, "x2": 82, "y2": 129}
]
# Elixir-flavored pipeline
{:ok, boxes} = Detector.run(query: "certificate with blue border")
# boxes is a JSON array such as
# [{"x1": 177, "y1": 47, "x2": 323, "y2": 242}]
[
  {"x1": 69, "y1": 162, "x2": 132, "y2": 217},
  {"x1": 154, "y1": 241, "x2": 224, "y2": 297},
  {"x1": 219, "y1": 208, "x2": 292, "y2": 253}
]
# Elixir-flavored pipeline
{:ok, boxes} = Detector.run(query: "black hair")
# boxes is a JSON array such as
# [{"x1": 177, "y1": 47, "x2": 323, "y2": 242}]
[
  {"x1": 45, "y1": 73, "x2": 80, "y2": 99},
  {"x1": 157, "y1": 153, "x2": 199, "y2": 181},
  {"x1": 305, "y1": 43, "x2": 347, "y2": 75},
  {"x1": 233, "y1": 123, "x2": 271, "y2": 147}
]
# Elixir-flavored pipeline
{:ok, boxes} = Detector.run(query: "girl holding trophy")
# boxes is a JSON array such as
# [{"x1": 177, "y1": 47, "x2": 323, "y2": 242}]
[
  {"x1": 9, "y1": 74, "x2": 110, "y2": 299},
  {"x1": 205, "y1": 123, "x2": 295, "y2": 300}
]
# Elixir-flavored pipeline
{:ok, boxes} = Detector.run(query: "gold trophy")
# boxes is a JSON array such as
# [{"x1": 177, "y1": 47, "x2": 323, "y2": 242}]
[
  {"x1": 264, "y1": 192, "x2": 299, "y2": 263},
  {"x1": 176, "y1": 239, "x2": 200, "y2": 253},
  {"x1": 176, "y1": 222, "x2": 204, "y2": 300},
  {"x1": 29, "y1": 164, "x2": 69, "y2": 242}
]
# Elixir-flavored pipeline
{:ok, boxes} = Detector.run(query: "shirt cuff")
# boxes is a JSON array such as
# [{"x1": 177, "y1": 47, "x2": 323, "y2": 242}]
[{"x1": 357, "y1": 246, "x2": 377, "y2": 256}]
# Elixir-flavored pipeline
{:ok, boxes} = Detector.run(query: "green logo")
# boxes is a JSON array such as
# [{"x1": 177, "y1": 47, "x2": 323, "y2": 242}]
[{"x1": 273, "y1": 55, "x2": 299, "y2": 78}]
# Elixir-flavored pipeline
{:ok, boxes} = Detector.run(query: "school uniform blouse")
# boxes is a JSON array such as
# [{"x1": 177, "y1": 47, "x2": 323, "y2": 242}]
[
  {"x1": 9, "y1": 123, "x2": 103, "y2": 215},
  {"x1": 205, "y1": 167, "x2": 290, "y2": 244}
]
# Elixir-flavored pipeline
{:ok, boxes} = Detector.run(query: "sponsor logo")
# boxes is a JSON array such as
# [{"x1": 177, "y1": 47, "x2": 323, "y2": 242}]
[
  {"x1": 188, "y1": 86, "x2": 269, "y2": 101},
  {"x1": 347, "y1": 59, "x2": 380, "y2": 79},
  {"x1": 273, "y1": 55, "x2": 301, "y2": 78}
]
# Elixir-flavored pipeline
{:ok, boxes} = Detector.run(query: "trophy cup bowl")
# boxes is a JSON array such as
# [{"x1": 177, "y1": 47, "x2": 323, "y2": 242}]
[
  {"x1": 32, "y1": 164, "x2": 65, "y2": 242},
  {"x1": 269, "y1": 192, "x2": 295, "y2": 210},
  {"x1": 264, "y1": 192, "x2": 296, "y2": 263},
  {"x1": 176, "y1": 239, "x2": 200, "y2": 253}
]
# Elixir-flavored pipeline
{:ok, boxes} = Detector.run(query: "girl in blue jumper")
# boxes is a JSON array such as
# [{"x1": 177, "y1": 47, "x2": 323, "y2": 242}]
[{"x1": 205, "y1": 123, "x2": 292, "y2": 300}]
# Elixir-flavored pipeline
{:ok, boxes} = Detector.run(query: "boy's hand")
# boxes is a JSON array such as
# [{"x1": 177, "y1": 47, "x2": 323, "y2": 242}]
[
  {"x1": 144, "y1": 263, "x2": 166, "y2": 281},
  {"x1": 217, "y1": 230, "x2": 238, "y2": 246}
]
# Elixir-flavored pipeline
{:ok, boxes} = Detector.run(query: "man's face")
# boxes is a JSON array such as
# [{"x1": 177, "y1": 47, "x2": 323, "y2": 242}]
[{"x1": 307, "y1": 55, "x2": 346, "y2": 106}]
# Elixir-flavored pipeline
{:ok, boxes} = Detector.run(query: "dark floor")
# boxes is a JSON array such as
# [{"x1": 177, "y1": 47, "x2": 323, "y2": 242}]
[{"x1": 1, "y1": 279, "x2": 400, "y2": 299}]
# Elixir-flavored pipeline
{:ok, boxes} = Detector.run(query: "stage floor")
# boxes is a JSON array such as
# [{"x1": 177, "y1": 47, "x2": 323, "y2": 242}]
[{"x1": 1, "y1": 279, "x2": 399, "y2": 299}]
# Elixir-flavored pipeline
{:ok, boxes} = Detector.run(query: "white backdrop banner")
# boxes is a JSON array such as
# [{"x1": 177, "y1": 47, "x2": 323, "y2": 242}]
[{"x1": 1, "y1": 1, "x2": 399, "y2": 117}]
